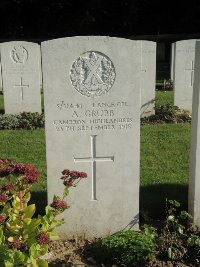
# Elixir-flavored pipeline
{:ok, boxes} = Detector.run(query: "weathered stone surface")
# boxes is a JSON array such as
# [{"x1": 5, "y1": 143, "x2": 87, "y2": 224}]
[
  {"x1": 173, "y1": 39, "x2": 197, "y2": 111},
  {"x1": 140, "y1": 41, "x2": 156, "y2": 117},
  {"x1": 189, "y1": 41, "x2": 200, "y2": 226},
  {"x1": 0, "y1": 62, "x2": 2, "y2": 92},
  {"x1": 42, "y1": 36, "x2": 141, "y2": 238},
  {"x1": 0, "y1": 41, "x2": 41, "y2": 114},
  {"x1": 170, "y1": 42, "x2": 175, "y2": 80}
]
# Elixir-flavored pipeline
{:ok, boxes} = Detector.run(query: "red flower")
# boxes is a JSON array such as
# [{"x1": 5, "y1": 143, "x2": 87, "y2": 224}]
[
  {"x1": 79, "y1": 172, "x2": 87, "y2": 178},
  {"x1": 1, "y1": 182, "x2": 14, "y2": 191},
  {"x1": 62, "y1": 169, "x2": 70, "y2": 176},
  {"x1": 0, "y1": 215, "x2": 5, "y2": 224},
  {"x1": 37, "y1": 231, "x2": 50, "y2": 245},
  {"x1": 0, "y1": 194, "x2": 7, "y2": 203},
  {"x1": 63, "y1": 180, "x2": 73, "y2": 187},
  {"x1": 70, "y1": 170, "x2": 80, "y2": 179},
  {"x1": 9, "y1": 241, "x2": 24, "y2": 250},
  {"x1": 23, "y1": 170, "x2": 39, "y2": 184},
  {"x1": 50, "y1": 199, "x2": 68, "y2": 210},
  {"x1": 0, "y1": 167, "x2": 13, "y2": 177},
  {"x1": 0, "y1": 160, "x2": 39, "y2": 184}
]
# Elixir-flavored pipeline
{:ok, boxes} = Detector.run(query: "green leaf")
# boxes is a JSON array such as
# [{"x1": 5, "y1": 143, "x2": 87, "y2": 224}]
[
  {"x1": 14, "y1": 250, "x2": 26, "y2": 265},
  {"x1": 24, "y1": 192, "x2": 31, "y2": 203},
  {"x1": 168, "y1": 200, "x2": 180, "y2": 207},
  {"x1": 24, "y1": 204, "x2": 36, "y2": 218},
  {"x1": 40, "y1": 244, "x2": 48, "y2": 256},
  {"x1": 29, "y1": 244, "x2": 40, "y2": 259},
  {"x1": 49, "y1": 218, "x2": 64, "y2": 230},
  {"x1": 24, "y1": 218, "x2": 41, "y2": 230},
  {"x1": 7, "y1": 236, "x2": 19, "y2": 242},
  {"x1": 63, "y1": 187, "x2": 69, "y2": 197},
  {"x1": 4, "y1": 261, "x2": 14, "y2": 267},
  {"x1": 0, "y1": 228, "x2": 5, "y2": 244},
  {"x1": 49, "y1": 232, "x2": 59, "y2": 240},
  {"x1": 36, "y1": 258, "x2": 48, "y2": 267}
]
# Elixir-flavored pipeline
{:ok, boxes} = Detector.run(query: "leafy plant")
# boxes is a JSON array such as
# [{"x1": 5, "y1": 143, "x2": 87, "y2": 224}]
[
  {"x1": 92, "y1": 229, "x2": 156, "y2": 266},
  {"x1": 0, "y1": 112, "x2": 44, "y2": 130},
  {"x1": 159, "y1": 199, "x2": 192, "y2": 261},
  {"x1": 0, "y1": 159, "x2": 87, "y2": 267},
  {"x1": 155, "y1": 104, "x2": 179, "y2": 122}
]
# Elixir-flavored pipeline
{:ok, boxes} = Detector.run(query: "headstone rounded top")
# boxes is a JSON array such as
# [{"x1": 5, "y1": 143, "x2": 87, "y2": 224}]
[
  {"x1": 10, "y1": 45, "x2": 28, "y2": 64},
  {"x1": 70, "y1": 51, "x2": 116, "y2": 98}
]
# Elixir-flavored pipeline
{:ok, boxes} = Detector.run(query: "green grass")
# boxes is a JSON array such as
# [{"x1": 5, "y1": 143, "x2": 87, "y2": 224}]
[
  {"x1": 140, "y1": 123, "x2": 191, "y2": 219},
  {"x1": 155, "y1": 91, "x2": 173, "y2": 106},
  {"x1": 0, "y1": 129, "x2": 46, "y2": 191}
]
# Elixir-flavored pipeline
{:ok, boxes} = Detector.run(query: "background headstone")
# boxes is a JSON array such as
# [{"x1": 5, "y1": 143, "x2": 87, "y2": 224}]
[
  {"x1": 0, "y1": 61, "x2": 2, "y2": 93},
  {"x1": 42, "y1": 36, "x2": 141, "y2": 238},
  {"x1": 188, "y1": 40, "x2": 200, "y2": 227},
  {"x1": 0, "y1": 41, "x2": 42, "y2": 114},
  {"x1": 173, "y1": 39, "x2": 197, "y2": 111},
  {"x1": 140, "y1": 41, "x2": 156, "y2": 117},
  {"x1": 170, "y1": 42, "x2": 175, "y2": 80}
]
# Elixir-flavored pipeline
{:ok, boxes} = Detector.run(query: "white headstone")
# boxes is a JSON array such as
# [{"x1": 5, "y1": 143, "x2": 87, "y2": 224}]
[
  {"x1": 0, "y1": 41, "x2": 42, "y2": 114},
  {"x1": 189, "y1": 41, "x2": 200, "y2": 226},
  {"x1": 0, "y1": 61, "x2": 2, "y2": 92},
  {"x1": 170, "y1": 42, "x2": 175, "y2": 80},
  {"x1": 42, "y1": 36, "x2": 141, "y2": 238},
  {"x1": 173, "y1": 39, "x2": 197, "y2": 111},
  {"x1": 140, "y1": 41, "x2": 156, "y2": 117}
]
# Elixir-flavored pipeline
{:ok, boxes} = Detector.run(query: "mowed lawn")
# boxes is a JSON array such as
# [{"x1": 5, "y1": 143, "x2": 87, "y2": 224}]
[{"x1": 0, "y1": 91, "x2": 191, "y2": 219}]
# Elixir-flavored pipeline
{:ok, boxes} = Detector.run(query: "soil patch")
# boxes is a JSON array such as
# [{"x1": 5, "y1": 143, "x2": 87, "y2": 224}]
[{"x1": 46, "y1": 239, "x2": 198, "y2": 267}]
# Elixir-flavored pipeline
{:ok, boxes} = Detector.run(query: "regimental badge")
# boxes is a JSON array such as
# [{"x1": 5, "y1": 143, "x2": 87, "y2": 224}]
[
  {"x1": 10, "y1": 46, "x2": 28, "y2": 64},
  {"x1": 70, "y1": 51, "x2": 116, "y2": 97}
]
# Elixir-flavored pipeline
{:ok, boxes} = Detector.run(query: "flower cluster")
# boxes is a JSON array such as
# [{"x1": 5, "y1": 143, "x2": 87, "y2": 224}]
[
  {"x1": 37, "y1": 231, "x2": 50, "y2": 245},
  {"x1": 0, "y1": 215, "x2": 5, "y2": 224},
  {"x1": 0, "y1": 194, "x2": 7, "y2": 203},
  {"x1": 50, "y1": 198, "x2": 68, "y2": 211},
  {"x1": 61, "y1": 169, "x2": 87, "y2": 188},
  {"x1": 0, "y1": 159, "x2": 39, "y2": 184},
  {"x1": 9, "y1": 241, "x2": 25, "y2": 250},
  {"x1": 1, "y1": 182, "x2": 14, "y2": 191}
]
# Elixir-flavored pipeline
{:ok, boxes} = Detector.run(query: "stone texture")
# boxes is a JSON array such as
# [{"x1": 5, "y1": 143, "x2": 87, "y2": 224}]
[
  {"x1": 42, "y1": 36, "x2": 141, "y2": 238},
  {"x1": 173, "y1": 39, "x2": 197, "y2": 111},
  {"x1": 0, "y1": 41, "x2": 41, "y2": 114},
  {"x1": 188, "y1": 41, "x2": 200, "y2": 226},
  {"x1": 140, "y1": 41, "x2": 156, "y2": 117},
  {"x1": 170, "y1": 42, "x2": 175, "y2": 80},
  {"x1": 0, "y1": 62, "x2": 2, "y2": 92}
]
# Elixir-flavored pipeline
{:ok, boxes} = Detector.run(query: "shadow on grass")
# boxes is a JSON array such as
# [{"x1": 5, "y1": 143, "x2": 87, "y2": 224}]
[
  {"x1": 140, "y1": 183, "x2": 188, "y2": 223},
  {"x1": 30, "y1": 191, "x2": 47, "y2": 216}
]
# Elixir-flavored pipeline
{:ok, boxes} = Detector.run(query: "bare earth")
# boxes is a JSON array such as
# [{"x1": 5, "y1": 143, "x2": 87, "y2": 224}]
[{"x1": 46, "y1": 240, "x2": 198, "y2": 267}]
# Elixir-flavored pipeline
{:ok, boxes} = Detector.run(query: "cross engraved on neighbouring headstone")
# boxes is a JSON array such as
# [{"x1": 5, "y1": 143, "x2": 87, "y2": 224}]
[
  {"x1": 185, "y1": 60, "x2": 195, "y2": 87},
  {"x1": 73, "y1": 135, "x2": 114, "y2": 201},
  {"x1": 14, "y1": 77, "x2": 29, "y2": 101}
]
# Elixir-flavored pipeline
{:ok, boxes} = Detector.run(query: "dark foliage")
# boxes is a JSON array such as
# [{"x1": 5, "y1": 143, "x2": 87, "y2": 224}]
[{"x1": 0, "y1": 0, "x2": 200, "y2": 39}]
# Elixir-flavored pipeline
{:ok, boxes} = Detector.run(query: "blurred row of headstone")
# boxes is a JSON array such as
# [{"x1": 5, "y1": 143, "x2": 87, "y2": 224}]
[{"x1": 1, "y1": 39, "x2": 200, "y2": 116}]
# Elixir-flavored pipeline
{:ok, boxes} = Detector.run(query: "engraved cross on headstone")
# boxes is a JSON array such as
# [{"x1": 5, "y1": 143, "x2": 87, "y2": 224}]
[
  {"x1": 185, "y1": 60, "x2": 195, "y2": 87},
  {"x1": 14, "y1": 77, "x2": 29, "y2": 101},
  {"x1": 74, "y1": 135, "x2": 114, "y2": 201}
]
